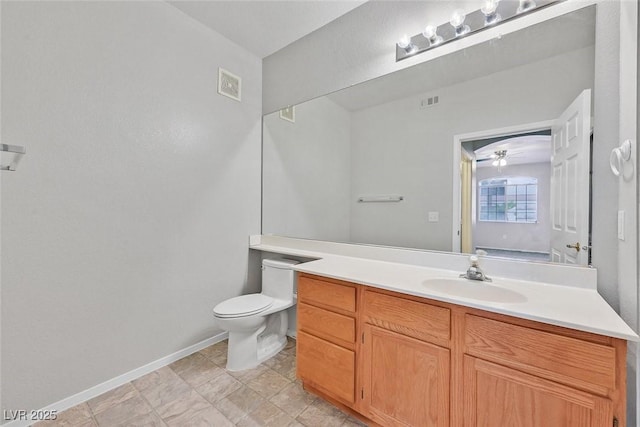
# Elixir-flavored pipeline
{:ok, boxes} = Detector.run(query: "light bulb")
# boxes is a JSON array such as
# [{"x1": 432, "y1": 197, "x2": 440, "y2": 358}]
[
  {"x1": 397, "y1": 34, "x2": 417, "y2": 54},
  {"x1": 499, "y1": 158, "x2": 507, "y2": 167},
  {"x1": 481, "y1": 0, "x2": 499, "y2": 15},
  {"x1": 450, "y1": 10, "x2": 466, "y2": 27},
  {"x1": 397, "y1": 35, "x2": 411, "y2": 49},
  {"x1": 492, "y1": 159, "x2": 499, "y2": 167},
  {"x1": 481, "y1": 0, "x2": 501, "y2": 25},
  {"x1": 423, "y1": 25, "x2": 436, "y2": 39},
  {"x1": 517, "y1": 0, "x2": 536, "y2": 14},
  {"x1": 422, "y1": 25, "x2": 443, "y2": 46},
  {"x1": 450, "y1": 9, "x2": 470, "y2": 36}
]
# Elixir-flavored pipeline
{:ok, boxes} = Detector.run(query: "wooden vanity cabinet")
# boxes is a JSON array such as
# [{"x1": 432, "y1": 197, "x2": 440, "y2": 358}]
[
  {"x1": 296, "y1": 274, "x2": 358, "y2": 407},
  {"x1": 296, "y1": 273, "x2": 627, "y2": 427},
  {"x1": 361, "y1": 290, "x2": 451, "y2": 427},
  {"x1": 462, "y1": 313, "x2": 625, "y2": 427},
  {"x1": 464, "y1": 356, "x2": 613, "y2": 427}
]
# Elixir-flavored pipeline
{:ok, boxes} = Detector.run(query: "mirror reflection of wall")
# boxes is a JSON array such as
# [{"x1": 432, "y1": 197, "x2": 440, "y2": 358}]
[{"x1": 262, "y1": 6, "x2": 596, "y2": 265}]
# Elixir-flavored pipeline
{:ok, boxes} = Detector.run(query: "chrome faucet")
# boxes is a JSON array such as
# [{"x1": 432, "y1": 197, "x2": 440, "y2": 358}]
[{"x1": 460, "y1": 254, "x2": 492, "y2": 282}]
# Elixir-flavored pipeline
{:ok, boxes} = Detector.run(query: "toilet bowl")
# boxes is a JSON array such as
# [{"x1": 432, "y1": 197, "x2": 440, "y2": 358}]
[{"x1": 213, "y1": 259, "x2": 298, "y2": 371}]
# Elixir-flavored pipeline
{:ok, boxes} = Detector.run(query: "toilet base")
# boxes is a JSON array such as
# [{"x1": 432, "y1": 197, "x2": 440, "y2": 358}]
[
  {"x1": 257, "y1": 333, "x2": 287, "y2": 364},
  {"x1": 225, "y1": 311, "x2": 288, "y2": 372}
]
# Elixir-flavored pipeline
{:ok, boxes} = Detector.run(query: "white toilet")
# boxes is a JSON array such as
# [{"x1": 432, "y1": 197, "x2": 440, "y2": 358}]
[{"x1": 213, "y1": 258, "x2": 299, "y2": 371}]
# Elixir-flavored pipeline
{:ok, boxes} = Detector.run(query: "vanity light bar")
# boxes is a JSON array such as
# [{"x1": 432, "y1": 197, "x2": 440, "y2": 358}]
[
  {"x1": 396, "y1": 0, "x2": 561, "y2": 62},
  {"x1": 0, "y1": 143, "x2": 26, "y2": 172}
]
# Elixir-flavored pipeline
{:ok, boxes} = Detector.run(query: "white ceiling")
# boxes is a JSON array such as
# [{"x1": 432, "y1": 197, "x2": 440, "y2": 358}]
[
  {"x1": 168, "y1": 1, "x2": 367, "y2": 58},
  {"x1": 475, "y1": 136, "x2": 552, "y2": 167}
]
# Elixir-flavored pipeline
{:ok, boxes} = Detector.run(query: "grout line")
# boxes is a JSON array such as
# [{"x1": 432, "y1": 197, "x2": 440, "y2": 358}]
[{"x1": 130, "y1": 379, "x2": 164, "y2": 426}]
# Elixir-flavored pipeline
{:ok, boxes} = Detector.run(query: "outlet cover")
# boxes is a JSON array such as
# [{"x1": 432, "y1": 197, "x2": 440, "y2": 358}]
[
  {"x1": 428, "y1": 211, "x2": 439, "y2": 222},
  {"x1": 218, "y1": 68, "x2": 241, "y2": 101}
]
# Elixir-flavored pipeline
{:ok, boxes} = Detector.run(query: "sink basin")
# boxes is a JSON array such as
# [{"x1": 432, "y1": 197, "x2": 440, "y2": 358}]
[{"x1": 422, "y1": 277, "x2": 527, "y2": 303}]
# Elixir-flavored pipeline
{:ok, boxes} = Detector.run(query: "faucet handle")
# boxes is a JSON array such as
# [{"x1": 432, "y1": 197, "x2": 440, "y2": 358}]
[
  {"x1": 475, "y1": 249, "x2": 488, "y2": 257},
  {"x1": 469, "y1": 255, "x2": 479, "y2": 266}
]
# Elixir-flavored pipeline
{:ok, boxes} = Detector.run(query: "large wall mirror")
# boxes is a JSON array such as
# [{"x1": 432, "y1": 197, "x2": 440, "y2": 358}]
[{"x1": 263, "y1": 5, "x2": 597, "y2": 266}]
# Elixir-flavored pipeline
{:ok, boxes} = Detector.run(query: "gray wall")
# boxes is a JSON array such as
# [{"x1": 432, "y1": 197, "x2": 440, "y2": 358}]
[
  {"x1": 1, "y1": 1, "x2": 262, "y2": 413},
  {"x1": 263, "y1": 97, "x2": 352, "y2": 241},
  {"x1": 475, "y1": 163, "x2": 551, "y2": 253}
]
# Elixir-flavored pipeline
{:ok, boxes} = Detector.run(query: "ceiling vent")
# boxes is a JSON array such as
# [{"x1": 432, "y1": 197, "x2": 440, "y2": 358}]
[{"x1": 420, "y1": 95, "x2": 439, "y2": 108}]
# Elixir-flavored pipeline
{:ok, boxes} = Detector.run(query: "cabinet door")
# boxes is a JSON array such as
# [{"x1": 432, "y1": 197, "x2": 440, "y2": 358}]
[
  {"x1": 464, "y1": 356, "x2": 613, "y2": 427},
  {"x1": 361, "y1": 325, "x2": 450, "y2": 427}
]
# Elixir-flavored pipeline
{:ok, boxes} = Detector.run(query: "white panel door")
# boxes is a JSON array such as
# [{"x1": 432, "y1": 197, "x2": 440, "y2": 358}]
[{"x1": 550, "y1": 89, "x2": 591, "y2": 265}]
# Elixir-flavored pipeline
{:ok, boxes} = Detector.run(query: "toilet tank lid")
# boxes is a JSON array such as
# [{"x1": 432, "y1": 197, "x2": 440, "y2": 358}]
[{"x1": 262, "y1": 259, "x2": 300, "y2": 269}]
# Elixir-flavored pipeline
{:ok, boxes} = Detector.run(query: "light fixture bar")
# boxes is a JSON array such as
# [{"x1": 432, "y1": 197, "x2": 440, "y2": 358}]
[
  {"x1": 0, "y1": 143, "x2": 26, "y2": 172},
  {"x1": 396, "y1": 0, "x2": 560, "y2": 62}
]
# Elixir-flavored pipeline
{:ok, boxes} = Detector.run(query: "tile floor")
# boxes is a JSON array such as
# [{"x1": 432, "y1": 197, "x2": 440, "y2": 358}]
[{"x1": 35, "y1": 338, "x2": 366, "y2": 427}]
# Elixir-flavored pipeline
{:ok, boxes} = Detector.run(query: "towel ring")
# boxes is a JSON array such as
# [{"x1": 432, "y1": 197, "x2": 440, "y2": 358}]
[{"x1": 610, "y1": 139, "x2": 632, "y2": 177}]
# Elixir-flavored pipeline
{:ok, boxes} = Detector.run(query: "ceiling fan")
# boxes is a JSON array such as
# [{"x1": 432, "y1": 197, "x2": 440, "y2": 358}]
[
  {"x1": 476, "y1": 149, "x2": 524, "y2": 171},
  {"x1": 476, "y1": 150, "x2": 522, "y2": 168},
  {"x1": 477, "y1": 149, "x2": 508, "y2": 164}
]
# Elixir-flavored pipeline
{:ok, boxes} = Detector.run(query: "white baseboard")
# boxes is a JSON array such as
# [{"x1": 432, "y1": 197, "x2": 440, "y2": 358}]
[{"x1": 2, "y1": 332, "x2": 228, "y2": 427}]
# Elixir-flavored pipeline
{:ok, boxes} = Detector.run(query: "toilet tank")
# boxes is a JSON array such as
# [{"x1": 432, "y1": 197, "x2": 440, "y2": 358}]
[{"x1": 262, "y1": 259, "x2": 299, "y2": 300}]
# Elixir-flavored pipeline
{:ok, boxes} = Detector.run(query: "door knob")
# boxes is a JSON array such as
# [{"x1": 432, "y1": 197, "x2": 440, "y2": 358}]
[{"x1": 566, "y1": 242, "x2": 581, "y2": 252}]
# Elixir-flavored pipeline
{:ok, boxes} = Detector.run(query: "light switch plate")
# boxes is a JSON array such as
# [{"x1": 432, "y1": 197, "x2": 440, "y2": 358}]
[
  {"x1": 428, "y1": 211, "x2": 439, "y2": 222},
  {"x1": 617, "y1": 210, "x2": 625, "y2": 240}
]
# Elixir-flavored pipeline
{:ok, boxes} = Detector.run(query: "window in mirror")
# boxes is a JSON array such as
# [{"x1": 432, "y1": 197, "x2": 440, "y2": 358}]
[{"x1": 478, "y1": 177, "x2": 538, "y2": 223}]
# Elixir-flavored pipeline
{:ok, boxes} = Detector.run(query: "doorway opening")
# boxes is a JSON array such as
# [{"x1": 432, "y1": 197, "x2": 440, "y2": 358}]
[{"x1": 461, "y1": 129, "x2": 553, "y2": 262}]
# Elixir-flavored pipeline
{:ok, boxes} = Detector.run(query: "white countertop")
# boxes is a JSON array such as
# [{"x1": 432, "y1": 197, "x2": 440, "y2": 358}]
[{"x1": 251, "y1": 239, "x2": 639, "y2": 341}]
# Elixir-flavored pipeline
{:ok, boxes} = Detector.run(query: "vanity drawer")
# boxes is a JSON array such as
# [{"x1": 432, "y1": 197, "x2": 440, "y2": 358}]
[
  {"x1": 363, "y1": 290, "x2": 450, "y2": 346},
  {"x1": 297, "y1": 331, "x2": 355, "y2": 405},
  {"x1": 298, "y1": 274, "x2": 357, "y2": 314},
  {"x1": 298, "y1": 302, "x2": 356, "y2": 346},
  {"x1": 464, "y1": 315, "x2": 617, "y2": 396}
]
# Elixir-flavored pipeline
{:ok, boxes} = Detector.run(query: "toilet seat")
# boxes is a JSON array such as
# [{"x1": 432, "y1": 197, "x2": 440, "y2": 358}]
[{"x1": 213, "y1": 294, "x2": 274, "y2": 318}]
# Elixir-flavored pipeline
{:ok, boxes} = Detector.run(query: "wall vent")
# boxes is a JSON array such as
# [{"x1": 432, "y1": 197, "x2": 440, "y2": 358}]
[
  {"x1": 218, "y1": 68, "x2": 242, "y2": 101},
  {"x1": 420, "y1": 95, "x2": 440, "y2": 108}
]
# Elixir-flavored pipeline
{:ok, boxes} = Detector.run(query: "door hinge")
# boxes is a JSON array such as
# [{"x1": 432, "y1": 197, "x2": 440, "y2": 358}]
[
  {"x1": 361, "y1": 389, "x2": 364, "y2": 399},
  {"x1": 613, "y1": 417, "x2": 618, "y2": 427},
  {"x1": 361, "y1": 332, "x2": 364, "y2": 344}
]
